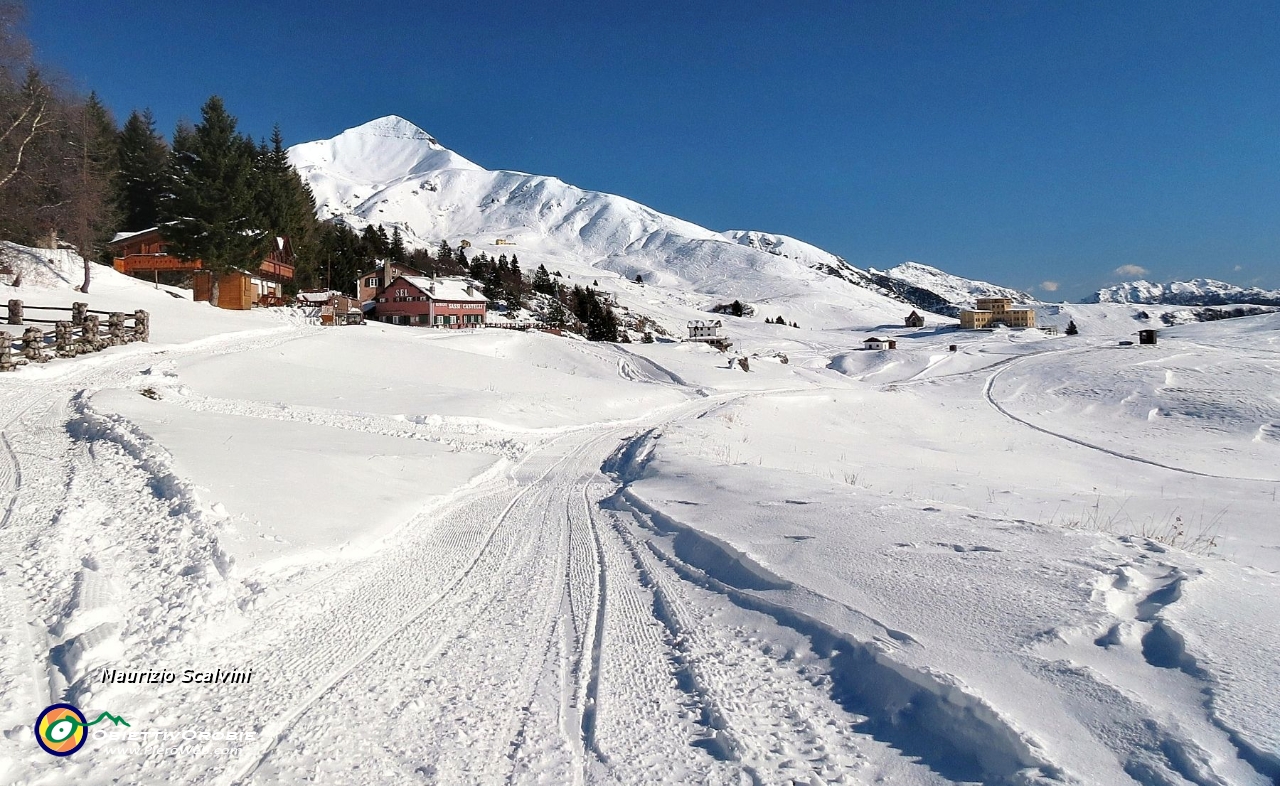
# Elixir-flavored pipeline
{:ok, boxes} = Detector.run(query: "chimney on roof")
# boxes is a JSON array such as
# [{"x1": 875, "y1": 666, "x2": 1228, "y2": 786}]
[
  {"x1": 465, "y1": 284, "x2": 474, "y2": 296},
  {"x1": 382, "y1": 259, "x2": 393, "y2": 290}
]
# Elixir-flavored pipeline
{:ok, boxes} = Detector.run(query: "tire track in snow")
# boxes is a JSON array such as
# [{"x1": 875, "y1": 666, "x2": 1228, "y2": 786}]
[
  {"x1": 224, "y1": 431, "x2": 599, "y2": 786},
  {"x1": 983, "y1": 349, "x2": 1280, "y2": 483}
]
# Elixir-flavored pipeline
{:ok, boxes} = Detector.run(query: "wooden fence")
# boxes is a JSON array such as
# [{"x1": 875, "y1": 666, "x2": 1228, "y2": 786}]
[{"x1": 0, "y1": 300, "x2": 149, "y2": 371}]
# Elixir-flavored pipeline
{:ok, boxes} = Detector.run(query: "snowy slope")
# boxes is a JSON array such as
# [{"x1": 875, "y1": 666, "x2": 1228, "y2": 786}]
[
  {"x1": 288, "y1": 118, "x2": 938, "y2": 329},
  {"x1": 0, "y1": 242, "x2": 1277, "y2": 784},
  {"x1": 1091, "y1": 277, "x2": 1280, "y2": 306}
]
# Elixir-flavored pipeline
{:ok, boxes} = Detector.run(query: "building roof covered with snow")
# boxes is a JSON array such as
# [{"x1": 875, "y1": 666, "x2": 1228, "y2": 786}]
[{"x1": 399, "y1": 276, "x2": 488, "y2": 302}]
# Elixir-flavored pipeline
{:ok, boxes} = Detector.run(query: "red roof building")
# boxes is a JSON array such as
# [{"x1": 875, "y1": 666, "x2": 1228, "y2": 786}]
[{"x1": 371, "y1": 276, "x2": 488, "y2": 328}]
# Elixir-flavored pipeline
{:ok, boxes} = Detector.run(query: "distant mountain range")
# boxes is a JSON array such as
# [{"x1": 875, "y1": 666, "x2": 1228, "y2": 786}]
[
  {"x1": 1091, "y1": 279, "x2": 1280, "y2": 307},
  {"x1": 302, "y1": 117, "x2": 1256, "y2": 324}
]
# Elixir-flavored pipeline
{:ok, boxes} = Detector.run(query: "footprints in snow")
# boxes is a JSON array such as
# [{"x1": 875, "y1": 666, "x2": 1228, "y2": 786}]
[
  {"x1": 1090, "y1": 555, "x2": 1193, "y2": 672},
  {"x1": 894, "y1": 541, "x2": 1003, "y2": 554}
]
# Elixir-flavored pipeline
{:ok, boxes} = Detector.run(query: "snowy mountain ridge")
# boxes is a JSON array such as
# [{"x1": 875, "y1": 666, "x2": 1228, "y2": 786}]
[
  {"x1": 1091, "y1": 277, "x2": 1280, "y2": 307},
  {"x1": 288, "y1": 116, "x2": 1038, "y2": 325}
]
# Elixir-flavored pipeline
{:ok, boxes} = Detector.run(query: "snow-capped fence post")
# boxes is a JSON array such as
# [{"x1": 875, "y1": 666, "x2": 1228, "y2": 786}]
[
  {"x1": 133, "y1": 310, "x2": 149, "y2": 342},
  {"x1": 0, "y1": 332, "x2": 14, "y2": 371},
  {"x1": 6, "y1": 299, "x2": 22, "y2": 325},
  {"x1": 55, "y1": 321, "x2": 77, "y2": 358},
  {"x1": 108, "y1": 312, "x2": 125, "y2": 345},
  {"x1": 71, "y1": 301, "x2": 87, "y2": 327},
  {"x1": 21, "y1": 326, "x2": 48, "y2": 363},
  {"x1": 80, "y1": 314, "x2": 101, "y2": 353}
]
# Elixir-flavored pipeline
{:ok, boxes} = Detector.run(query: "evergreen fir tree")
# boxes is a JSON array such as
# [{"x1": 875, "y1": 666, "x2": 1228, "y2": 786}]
[
  {"x1": 254, "y1": 124, "x2": 318, "y2": 286},
  {"x1": 389, "y1": 226, "x2": 406, "y2": 262},
  {"x1": 115, "y1": 108, "x2": 169, "y2": 232},
  {"x1": 532, "y1": 263, "x2": 553, "y2": 295},
  {"x1": 360, "y1": 225, "x2": 388, "y2": 258},
  {"x1": 165, "y1": 96, "x2": 267, "y2": 276},
  {"x1": 507, "y1": 256, "x2": 523, "y2": 307},
  {"x1": 634, "y1": 274, "x2": 643, "y2": 284},
  {"x1": 545, "y1": 297, "x2": 568, "y2": 328},
  {"x1": 315, "y1": 220, "x2": 367, "y2": 294}
]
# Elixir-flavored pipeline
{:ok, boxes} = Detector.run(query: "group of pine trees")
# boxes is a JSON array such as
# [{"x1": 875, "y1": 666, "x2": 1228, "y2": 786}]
[
  {"x1": 0, "y1": 6, "x2": 320, "y2": 293},
  {"x1": 530, "y1": 262, "x2": 617, "y2": 340},
  {"x1": 129, "y1": 98, "x2": 320, "y2": 288}
]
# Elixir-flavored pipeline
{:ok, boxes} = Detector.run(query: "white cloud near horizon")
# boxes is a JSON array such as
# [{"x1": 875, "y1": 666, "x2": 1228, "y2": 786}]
[
  {"x1": 1113, "y1": 264, "x2": 1148, "y2": 278},
  {"x1": 1040, "y1": 281, "x2": 1060, "y2": 292}
]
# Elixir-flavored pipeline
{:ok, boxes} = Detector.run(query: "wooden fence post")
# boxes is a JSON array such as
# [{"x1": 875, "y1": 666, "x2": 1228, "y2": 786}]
[
  {"x1": 22, "y1": 327, "x2": 47, "y2": 362},
  {"x1": 55, "y1": 321, "x2": 76, "y2": 357},
  {"x1": 108, "y1": 312, "x2": 125, "y2": 345},
  {"x1": 133, "y1": 310, "x2": 149, "y2": 342},
  {"x1": 0, "y1": 332, "x2": 14, "y2": 371},
  {"x1": 6, "y1": 299, "x2": 21, "y2": 325},
  {"x1": 80, "y1": 314, "x2": 101, "y2": 353},
  {"x1": 71, "y1": 302, "x2": 87, "y2": 327}
]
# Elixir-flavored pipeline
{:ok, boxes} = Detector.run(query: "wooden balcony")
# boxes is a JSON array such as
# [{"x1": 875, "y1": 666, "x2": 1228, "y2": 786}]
[
  {"x1": 113, "y1": 254, "x2": 294, "y2": 281},
  {"x1": 257, "y1": 258, "x2": 295, "y2": 281},
  {"x1": 113, "y1": 254, "x2": 203, "y2": 275}
]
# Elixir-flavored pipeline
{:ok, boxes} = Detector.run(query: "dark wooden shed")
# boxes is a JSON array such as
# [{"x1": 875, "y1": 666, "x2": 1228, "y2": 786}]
[{"x1": 1138, "y1": 329, "x2": 1157, "y2": 345}]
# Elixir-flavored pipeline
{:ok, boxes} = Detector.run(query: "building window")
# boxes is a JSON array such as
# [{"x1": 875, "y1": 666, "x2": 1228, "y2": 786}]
[
  {"x1": 366, "y1": 277, "x2": 378, "y2": 287},
  {"x1": 418, "y1": 314, "x2": 430, "y2": 323}
]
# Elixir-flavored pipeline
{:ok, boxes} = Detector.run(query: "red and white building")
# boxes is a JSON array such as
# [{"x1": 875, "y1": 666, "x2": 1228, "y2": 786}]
[
  {"x1": 372, "y1": 276, "x2": 488, "y2": 328},
  {"x1": 355, "y1": 260, "x2": 425, "y2": 304}
]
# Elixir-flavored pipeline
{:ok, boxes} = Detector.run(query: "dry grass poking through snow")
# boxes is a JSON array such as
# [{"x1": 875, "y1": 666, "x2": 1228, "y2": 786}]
[{"x1": 1046, "y1": 493, "x2": 1228, "y2": 555}]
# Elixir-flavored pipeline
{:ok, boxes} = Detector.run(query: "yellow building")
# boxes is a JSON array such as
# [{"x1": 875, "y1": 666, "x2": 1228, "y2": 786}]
[{"x1": 958, "y1": 297, "x2": 1036, "y2": 329}]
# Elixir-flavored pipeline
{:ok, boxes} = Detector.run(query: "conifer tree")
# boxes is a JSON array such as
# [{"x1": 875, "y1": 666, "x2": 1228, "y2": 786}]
[
  {"x1": 389, "y1": 226, "x2": 406, "y2": 262},
  {"x1": 115, "y1": 109, "x2": 169, "y2": 232},
  {"x1": 360, "y1": 225, "x2": 388, "y2": 258},
  {"x1": 256, "y1": 126, "x2": 315, "y2": 240},
  {"x1": 507, "y1": 256, "x2": 523, "y2": 307},
  {"x1": 546, "y1": 297, "x2": 568, "y2": 328},
  {"x1": 254, "y1": 124, "x2": 318, "y2": 288},
  {"x1": 165, "y1": 96, "x2": 267, "y2": 277},
  {"x1": 532, "y1": 263, "x2": 553, "y2": 295}
]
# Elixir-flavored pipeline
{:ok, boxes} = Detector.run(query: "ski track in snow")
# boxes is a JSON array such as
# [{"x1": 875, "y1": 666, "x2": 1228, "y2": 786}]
[{"x1": 983, "y1": 346, "x2": 1280, "y2": 483}]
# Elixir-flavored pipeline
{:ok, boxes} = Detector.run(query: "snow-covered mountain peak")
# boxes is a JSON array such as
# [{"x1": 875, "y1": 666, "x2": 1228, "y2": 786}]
[
  {"x1": 349, "y1": 115, "x2": 444, "y2": 145},
  {"x1": 287, "y1": 116, "x2": 482, "y2": 202}
]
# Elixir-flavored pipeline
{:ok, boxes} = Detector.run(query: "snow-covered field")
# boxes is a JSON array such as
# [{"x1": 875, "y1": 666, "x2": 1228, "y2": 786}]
[{"x1": 0, "y1": 243, "x2": 1277, "y2": 783}]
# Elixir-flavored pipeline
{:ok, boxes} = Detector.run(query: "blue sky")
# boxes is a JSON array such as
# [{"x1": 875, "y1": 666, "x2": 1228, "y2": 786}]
[{"x1": 28, "y1": 1, "x2": 1280, "y2": 299}]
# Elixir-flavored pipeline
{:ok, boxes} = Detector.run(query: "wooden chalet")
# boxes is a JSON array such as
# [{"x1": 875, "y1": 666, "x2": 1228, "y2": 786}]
[
  {"x1": 108, "y1": 227, "x2": 295, "y2": 310},
  {"x1": 904, "y1": 310, "x2": 925, "y2": 328}
]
